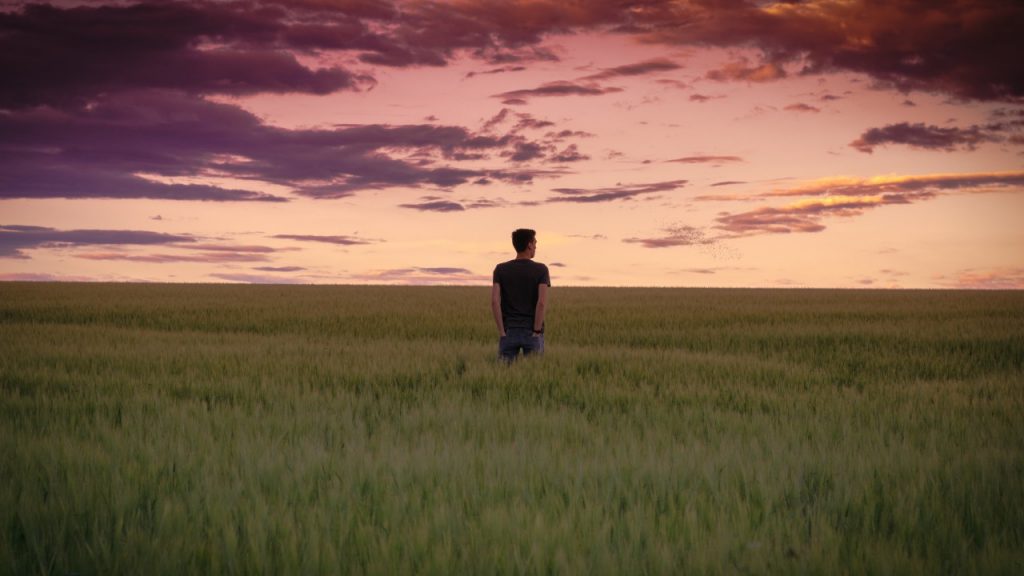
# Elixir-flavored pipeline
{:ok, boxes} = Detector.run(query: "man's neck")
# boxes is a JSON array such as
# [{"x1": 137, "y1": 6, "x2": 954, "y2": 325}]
[{"x1": 515, "y1": 253, "x2": 532, "y2": 260}]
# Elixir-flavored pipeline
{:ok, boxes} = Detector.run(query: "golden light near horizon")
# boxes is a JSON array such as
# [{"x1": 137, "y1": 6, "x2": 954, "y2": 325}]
[{"x1": 1, "y1": 0, "x2": 1022, "y2": 288}]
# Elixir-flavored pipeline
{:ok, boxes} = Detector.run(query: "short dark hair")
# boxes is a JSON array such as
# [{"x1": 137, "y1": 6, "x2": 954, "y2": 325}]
[{"x1": 511, "y1": 228, "x2": 535, "y2": 253}]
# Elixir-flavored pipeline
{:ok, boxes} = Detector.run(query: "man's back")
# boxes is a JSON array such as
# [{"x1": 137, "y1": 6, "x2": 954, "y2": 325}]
[{"x1": 493, "y1": 259, "x2": 550, "y2": 330}]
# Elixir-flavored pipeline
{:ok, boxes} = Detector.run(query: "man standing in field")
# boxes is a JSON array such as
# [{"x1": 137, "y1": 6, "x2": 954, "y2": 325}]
[{"x1": 492, "y1": 228, "x2": 550, "y2": 362}]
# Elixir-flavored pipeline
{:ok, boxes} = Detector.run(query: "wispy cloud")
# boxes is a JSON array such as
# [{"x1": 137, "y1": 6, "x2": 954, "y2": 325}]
[
  {"x1": 494, "y1": 81, "x2": 622, "y2": 102},
  {"x1": 272, "y1": 234, "x2": 376, "y2": 245},
  {"x1": 623, "y1": 224, "x2": 714, "y2": 248},
  {"x1": 707, "y1": 60, "x2": 786, "y2": 83},
  {"x1": 350, "y1": 267, "x2": 487, "y2": 285},
  {"x1": 210, "y1": 273, "x2": 306, "y2": 285},
  {"x1": 580, "y1": 58, "x2": 682, "y2": 81},
  {"x1": 399, "y1": 200, "x2": 467, "y2": 212},
  {"x1": 77, "y1": 251, "x2": 271, "y2": 263},
  {"x1": 550, "y1": 144, "x2": 589, "y2": 163},
  {"x1": 253, "y1": 266, "x2": 306, "y2": 272},
  {"x1": 1, "y1": 225, "x2": 194, "y2": 258},
  {"x1": 548, "y1": 179, "x2": 687, "y2": 203},
  {"x1": 707, "y1": 171, "x2": 1024, "y2": 236},
  {"x1": 939, "y1": 268, "x2": 1024, "y2": 290},
  {"x1": 464, "y1": 65, "x2": 527, "y2": 79},
  {"x1": 668, "y1": 155, "x2": 743, "y2": 165},
  {"x1": 754, "y1": 172, "x2": 1024, "y2": 199},
  {"x1": 0, "y1": 272, "x2": 101, "y2": 282},
  {"x1": 399, "y1": 195, "x2": 520, "y2": 212},
  {"x1": 784, "y1": 103, "x2": 820, "y2": 113}
]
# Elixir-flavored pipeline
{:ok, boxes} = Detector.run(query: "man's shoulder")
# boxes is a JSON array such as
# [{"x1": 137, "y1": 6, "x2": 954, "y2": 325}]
[
  {"x1": 494, "y1": 259, "x2": 548, "y2": 277},
  {"x1": 496, "y1": 259, "x2": 547, "y2": 270},
  {"x1": 493, "y1": 259, "x2": 516, "y2": 273}
]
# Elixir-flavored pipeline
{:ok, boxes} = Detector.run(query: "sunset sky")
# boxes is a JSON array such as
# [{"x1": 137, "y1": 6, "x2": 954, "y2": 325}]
[{"x1": 2, "y1": 0, "x2": 1022, "y2": 288}]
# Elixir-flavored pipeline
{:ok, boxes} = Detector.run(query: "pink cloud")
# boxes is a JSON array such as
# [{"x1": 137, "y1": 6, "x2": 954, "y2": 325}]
[{"x1": 940, "y1": 268, "x2": 1024, "y2": 290}]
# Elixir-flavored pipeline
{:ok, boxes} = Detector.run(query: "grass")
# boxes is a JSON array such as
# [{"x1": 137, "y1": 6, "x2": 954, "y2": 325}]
[{"x1": 1, "y1": 282, "x2": 1023, "y2": 574}]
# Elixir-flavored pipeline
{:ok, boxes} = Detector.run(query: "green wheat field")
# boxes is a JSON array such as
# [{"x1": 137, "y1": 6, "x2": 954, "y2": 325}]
[{"x1": 2, "y1": 282, "x2": 1023, "y2": 575}]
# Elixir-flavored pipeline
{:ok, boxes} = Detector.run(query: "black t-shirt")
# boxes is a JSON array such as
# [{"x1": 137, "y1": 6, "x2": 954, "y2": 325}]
[{"x1": 493, "y1": 259, "x2": 551, "y2": 329}]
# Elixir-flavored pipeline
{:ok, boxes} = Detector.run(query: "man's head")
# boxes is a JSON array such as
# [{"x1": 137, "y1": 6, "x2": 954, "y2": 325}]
[{"x1": 512, "y1": 228, "x2": 536, "y2": 257}]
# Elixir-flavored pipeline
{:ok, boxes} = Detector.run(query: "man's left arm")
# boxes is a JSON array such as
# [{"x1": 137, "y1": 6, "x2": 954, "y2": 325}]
[
  {"x1": 491, "y1": 282, "x2": 505, "y2": 337},
  {"x1": 533, "y1": 283, "x2": 548, "y2": 335}
]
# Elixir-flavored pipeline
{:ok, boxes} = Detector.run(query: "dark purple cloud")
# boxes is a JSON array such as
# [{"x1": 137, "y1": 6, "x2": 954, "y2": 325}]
[
  {"x1": 850, "y1": 122, "x2": 997, "y2": 153},
  {"x1": 272, "y1": 234, "x2": 375, "y2": 245},
  {"x1": 293, "y1": 2, "x2": 1023, "y2": 104},
  {"x1": 547, "y1": 129, "x2": 594, "y2": 140},
  {"x1": 494, "y1": 81, "x2": 622, "y2": 101},
  {"x1": 642, "y1": 0, "x2": 1024, "y2": 101},
  {"x1": 0, "y1": 89, "x2": 557, "y2": 201},
  {"x1": 3, "y1": 0, "x2": 1022, "y2": 110},
  {"x1": 513, "y1": 116, "x2": 556, "y2": 131},
  {"x1": 0, "y1": 1, "x2": 373, "y2": 109},
  {"x1": 465, "y1": 65, "x2": 527, "y2": 79},
  {"x1": 549, "y1": 144, "x2": 589, "y2": 163},
  {"x1": 507, "y1": 141, "x2": 548, "y2": 162},
  {"x1": 548, "y1": 179, "x2": 687, "y2": 203},
  {"x1": 580, "y1": 58, "x2": 682, "y2": 81},
  {"x1": 711, "y1": 180, "x2": 746, "y2": 187},
  {"x1": 0, "y1": 224, "x2": 194, "y2": 258},
  {"x1": 482, "y1": 109, "x2": 557, "y2": 135}
]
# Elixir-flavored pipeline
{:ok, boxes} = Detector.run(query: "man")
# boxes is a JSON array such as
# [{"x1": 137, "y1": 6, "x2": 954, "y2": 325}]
[{"x1": 492, "y1": 228, "x2": 550, "y2": 362}]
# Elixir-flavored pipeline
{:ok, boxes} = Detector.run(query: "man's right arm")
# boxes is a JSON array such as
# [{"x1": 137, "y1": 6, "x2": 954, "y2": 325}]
[{"x1": 491, "y1": 282, "x2": 505, "y2": 337}]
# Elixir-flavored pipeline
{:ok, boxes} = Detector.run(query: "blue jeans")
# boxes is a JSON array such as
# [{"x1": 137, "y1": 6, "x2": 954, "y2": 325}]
[{"x1": 498, "y1": 328, "x2": 544, "y2": 362}]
